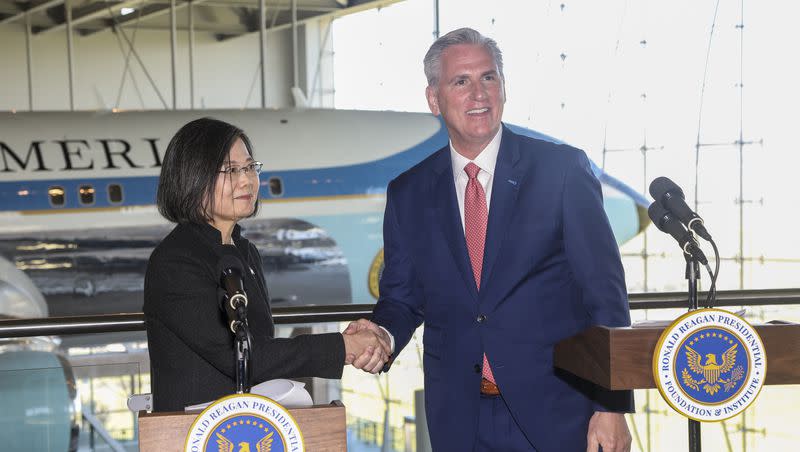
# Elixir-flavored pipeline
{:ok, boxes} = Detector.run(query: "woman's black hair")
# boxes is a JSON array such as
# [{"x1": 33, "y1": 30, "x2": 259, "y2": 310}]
[{"x1": 157, "y1": 117, "x2": 259, "y2": 224}]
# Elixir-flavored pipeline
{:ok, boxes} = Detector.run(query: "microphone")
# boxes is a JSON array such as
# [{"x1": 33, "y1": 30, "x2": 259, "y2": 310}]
[
  {"x1": 218, "y1": 255, "x2": 249, "y2": 334},
  {"x1": 648, "y1": 176, "x2": 712, "y2": 241},
  {"x1": 648, "y1": 202, "x2": 709, "y2": 265}
]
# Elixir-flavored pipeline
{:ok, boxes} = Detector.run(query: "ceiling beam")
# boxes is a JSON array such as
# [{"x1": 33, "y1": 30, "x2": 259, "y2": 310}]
[
  {"x1": 149, "y1": 0, "x2": 338, "y2": 12},
  {"x1": 75, "y1": 22, "x2": 249, "y2": 34},
  {"x1": 36, "y1": 0, "x2": 153, "y2": 35},
  {"x1": 214, "y1": 0, "x2": 401, "y2": 41},
  {"x1": 80, "y1": 0, "x2": 212, "y2": 37},
  {"x1": 0, "y1": 0, "x2": 64, "y2": 25},
  {"x1": 21, "y1": 0, "x2": 401, "y2": 38}
]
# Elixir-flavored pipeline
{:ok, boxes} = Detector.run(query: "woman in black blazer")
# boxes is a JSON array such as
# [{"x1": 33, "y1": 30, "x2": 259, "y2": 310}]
[{"x1": 144, "y1": 118, "x2": 388, "y2": 412}]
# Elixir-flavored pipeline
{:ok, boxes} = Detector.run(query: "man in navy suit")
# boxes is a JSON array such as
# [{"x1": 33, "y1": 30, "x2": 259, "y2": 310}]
[{"x1": 346, "y1": 28, "x2": 633, "y2": 451}]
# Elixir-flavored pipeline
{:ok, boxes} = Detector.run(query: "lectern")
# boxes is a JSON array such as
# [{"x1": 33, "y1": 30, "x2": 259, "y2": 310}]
[
  {"x1": 138, "y1": 401, "x2": 347, "y2": 452},
  {"x1": 554, "y1": 322, "x2": 800, "y2": 390},
  {"x1": 554, "y1": 322, "x2": 800, "y2": 449}
]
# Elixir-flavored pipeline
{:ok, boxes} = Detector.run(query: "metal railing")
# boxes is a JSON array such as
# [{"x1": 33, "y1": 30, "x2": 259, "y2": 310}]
[{"x1": 1, "y1": 288, "x2": 799, "y2": 339}]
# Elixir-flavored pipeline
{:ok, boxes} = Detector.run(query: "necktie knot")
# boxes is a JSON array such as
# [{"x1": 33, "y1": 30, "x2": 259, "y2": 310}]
[{"x1": 464, "y1": 162, "x2": 481, "y2": 180}]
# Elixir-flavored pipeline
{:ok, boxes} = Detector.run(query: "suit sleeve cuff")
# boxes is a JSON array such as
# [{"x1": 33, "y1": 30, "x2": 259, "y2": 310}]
[{"x1": 593, "y1": 389, "x2": 635, "y2": 413}]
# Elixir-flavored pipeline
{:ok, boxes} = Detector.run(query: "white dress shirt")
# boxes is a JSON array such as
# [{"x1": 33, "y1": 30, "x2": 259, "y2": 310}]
[{"x1": 449, "y1": 127, "x2": 503, "y2": 231}]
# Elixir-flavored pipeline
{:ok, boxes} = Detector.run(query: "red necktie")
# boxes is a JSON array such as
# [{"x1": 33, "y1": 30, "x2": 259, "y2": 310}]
[{"x1": 464, "y1": 162, "x2": 495, "y2": 384}]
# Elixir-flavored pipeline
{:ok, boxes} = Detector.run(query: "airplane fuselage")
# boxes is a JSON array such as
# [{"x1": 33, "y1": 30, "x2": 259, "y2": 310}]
[{"x1": 0, "y1": 109, "x2": 648, "y2": 316}]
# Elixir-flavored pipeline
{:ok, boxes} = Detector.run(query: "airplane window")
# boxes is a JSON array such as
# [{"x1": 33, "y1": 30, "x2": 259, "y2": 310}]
[
  {"x1": 79, "y1": 185, "x2": 95, "y2": 205},
  {"x1": 48, "y1": 186, "x2": 65, "y2": 207},
  {"x1": 108, "y1": 184, "x2": 123, "y2": 203},
  {"x1": 268, "y1": 177, "x2": 284, "y2": 197}
]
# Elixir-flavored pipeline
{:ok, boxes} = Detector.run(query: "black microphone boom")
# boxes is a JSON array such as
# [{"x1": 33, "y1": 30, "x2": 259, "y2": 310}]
[
  {"x1": 648, "y1": 202, "x2": 709, "y2": 265},
  {"x1": 649, "y1": 176, "x2": 712, "y2": 241},
  {"x1": 218, "y1": 255, "x2": 249, "y2": 334}
]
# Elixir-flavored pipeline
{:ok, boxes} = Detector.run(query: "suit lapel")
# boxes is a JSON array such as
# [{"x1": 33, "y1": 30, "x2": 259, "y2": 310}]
[
  {"x1": 479, "y1": 126, "x2": 524, "y2": 295},
  {"x1": 430, "y1": 147, "x2": 479, "y2": 301}
]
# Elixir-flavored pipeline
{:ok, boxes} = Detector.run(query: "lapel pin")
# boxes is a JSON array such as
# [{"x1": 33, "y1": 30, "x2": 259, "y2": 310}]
[{"x1": 507, "y1": 179, "x2": 518, "y2": 186}]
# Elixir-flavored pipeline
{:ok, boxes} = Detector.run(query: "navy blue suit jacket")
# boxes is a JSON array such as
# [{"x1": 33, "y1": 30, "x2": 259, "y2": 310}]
[{"x1": 372, "y1": 126, "x2": 634, "y2": 451}]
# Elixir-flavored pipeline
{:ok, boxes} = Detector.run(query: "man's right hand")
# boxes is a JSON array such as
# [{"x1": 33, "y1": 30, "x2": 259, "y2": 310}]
[{"x1": 342, "y1": 319, "x2": 392, "y2": 374}]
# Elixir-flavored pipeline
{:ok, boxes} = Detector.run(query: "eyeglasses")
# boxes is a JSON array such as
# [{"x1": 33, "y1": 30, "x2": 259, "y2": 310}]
[{"x1": 219, "y1": 161, "x2": 263, "y2": 177}]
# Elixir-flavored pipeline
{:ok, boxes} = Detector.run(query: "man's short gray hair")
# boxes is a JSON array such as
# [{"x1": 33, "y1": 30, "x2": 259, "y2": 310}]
[{"x1": 423, "y1": 27, "x2": 504, "y2": 88}]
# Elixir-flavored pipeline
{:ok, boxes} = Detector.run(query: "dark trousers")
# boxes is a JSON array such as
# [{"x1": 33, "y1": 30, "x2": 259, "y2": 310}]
[{"x1": 474, "y1": 394, "x2": 537, "y2": 451}]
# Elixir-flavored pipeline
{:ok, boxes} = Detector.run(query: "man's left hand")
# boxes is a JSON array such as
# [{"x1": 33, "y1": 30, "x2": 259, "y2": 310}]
[{"x1": 586, "y1": 411, "x2": 631, "y2": 452}]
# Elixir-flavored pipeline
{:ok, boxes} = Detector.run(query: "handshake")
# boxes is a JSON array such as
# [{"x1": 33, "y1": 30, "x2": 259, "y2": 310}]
[{"x1": 341, "y1": 319, "x2": 392, "y2": 374}]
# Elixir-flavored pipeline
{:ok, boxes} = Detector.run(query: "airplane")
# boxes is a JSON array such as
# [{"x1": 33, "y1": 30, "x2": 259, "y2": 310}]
[
  {"x1": 0, "y1": 108, "x2": 649, "y2": 451},
  {"x1": 0, "y1": 108, "x2": 649, "y2": 316}
]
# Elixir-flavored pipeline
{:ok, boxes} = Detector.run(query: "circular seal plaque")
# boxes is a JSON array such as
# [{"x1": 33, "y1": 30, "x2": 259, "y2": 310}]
[
  {"x1": 367, "y1": 248, "x2": 384, "y2": 300},
  {"x1": 184, "y1": 394, "x2": 305, "y2": 452},
  {"x1": 652, "y1": 308, "x2": 767, "y2": 422}
]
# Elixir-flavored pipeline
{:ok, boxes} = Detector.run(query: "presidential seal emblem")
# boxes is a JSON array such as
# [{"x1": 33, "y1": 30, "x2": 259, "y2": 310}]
[
  {"x1": 185, "y1": 394, "x2": 305, "y2": 452},
  {"x1": 367, "y1": 248, "x2": 384, "y2": 300},
  {"x1": 653, "y1": 308, "x2": 767, "y2": 422}
]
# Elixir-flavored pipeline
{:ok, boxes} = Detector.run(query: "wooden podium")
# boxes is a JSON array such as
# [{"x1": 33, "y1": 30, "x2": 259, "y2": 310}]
[
  {"x1": 138, "y1": 401, "x2": 346, "y2": 451},
  {"x1": 554, "y1": 321, "x2": 800, "y2": 389}
]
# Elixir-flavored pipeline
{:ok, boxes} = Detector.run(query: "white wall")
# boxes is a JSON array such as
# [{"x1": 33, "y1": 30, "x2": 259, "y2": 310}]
[
  {"x1": 0, "y1": 19, "x2": 332, "y2": 111},
  {"x1": 299, "y1": 17, "x2": 335, "y2": 108}
]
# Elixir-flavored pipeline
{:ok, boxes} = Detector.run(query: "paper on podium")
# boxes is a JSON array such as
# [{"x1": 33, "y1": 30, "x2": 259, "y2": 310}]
[
  {"x1": 184, "y1": 379, "x2": 313, "y2": 412},
  {"x1": 251, "y1": 379, "x2": 313, "y2": 407}
]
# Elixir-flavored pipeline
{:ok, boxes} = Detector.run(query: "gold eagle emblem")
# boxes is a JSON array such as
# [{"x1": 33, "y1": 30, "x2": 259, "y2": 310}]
[
  {"x1": 215, "y1": 431, "x2": 274, "y2": 452},
  {"x1": 682, "y1": 343, "x2": 744, "y2": 395}
]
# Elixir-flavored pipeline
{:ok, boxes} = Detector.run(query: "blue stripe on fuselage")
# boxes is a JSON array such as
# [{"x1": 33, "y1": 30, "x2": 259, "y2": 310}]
[
  {"x1": 0, "y1": 124, "x2": 451, "y2": 212},
  {"x1": 0, "y1": 121, "x2": 648, "y2": 212},
  {"x1": 0, "y1": 176, "x2": 159, "y2": 210}
]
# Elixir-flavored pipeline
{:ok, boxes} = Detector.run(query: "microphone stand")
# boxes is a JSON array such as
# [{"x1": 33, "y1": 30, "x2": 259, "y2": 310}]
[
  {"x1": 683, "y1": 246, "x2": 701, "y2": 452},
  {"x1": 231, "y1": 302, "x2": 252, "y2": 394},
  {"x1": 685, "y1": 252, "x2": 700, "y2": 312}
]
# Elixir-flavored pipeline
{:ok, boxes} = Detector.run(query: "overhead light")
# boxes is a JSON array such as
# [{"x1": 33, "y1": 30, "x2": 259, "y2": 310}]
[{"x1": 121, "y1": 7, "x2": 136, "y2": 16}]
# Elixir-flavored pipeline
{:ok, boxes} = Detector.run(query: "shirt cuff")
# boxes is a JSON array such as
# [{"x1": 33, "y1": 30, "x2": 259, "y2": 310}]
[{"x1": 378, "y1": 325, "x2": 395, "y2": 354}]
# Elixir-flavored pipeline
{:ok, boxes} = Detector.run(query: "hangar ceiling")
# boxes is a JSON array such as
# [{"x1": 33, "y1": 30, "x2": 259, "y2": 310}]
[{"x1": 0, "y1": 0, "x2": 391, "y2": 40}]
